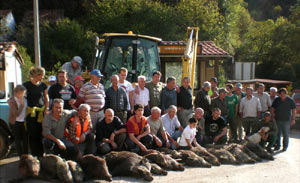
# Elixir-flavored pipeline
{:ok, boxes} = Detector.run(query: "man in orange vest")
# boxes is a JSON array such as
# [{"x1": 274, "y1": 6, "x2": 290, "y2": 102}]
[
  {"x1": 64, "y1": 103, "x2": 94, "y2": 159},
  {"x1": 125, "y1": 104, "x2": 153, "y2": 153}
]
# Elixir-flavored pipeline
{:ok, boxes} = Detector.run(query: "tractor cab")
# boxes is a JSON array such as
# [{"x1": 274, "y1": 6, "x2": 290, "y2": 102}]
[{"x1": 94, "y1": 32, "x2": 161, "y2": 88}]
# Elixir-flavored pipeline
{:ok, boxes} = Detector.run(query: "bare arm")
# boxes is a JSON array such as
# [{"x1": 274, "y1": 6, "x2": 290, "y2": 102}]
[
  {"x1": 129, "y1": 133, "x2": 147, "y2": 151},
  {"x1": 137, "y1": 125, "x2": 151, "y2": 139}
]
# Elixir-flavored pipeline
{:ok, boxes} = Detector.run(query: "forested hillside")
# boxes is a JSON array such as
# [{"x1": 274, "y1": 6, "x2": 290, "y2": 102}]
[{"x1": 1, "y1": 0, "x2": 299, "y2": 87}]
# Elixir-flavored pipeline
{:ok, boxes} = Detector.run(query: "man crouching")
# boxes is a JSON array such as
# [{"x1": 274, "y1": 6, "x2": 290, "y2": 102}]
[
  {"x1": 95, "y1": 108, "x2": 127, "y2": 155},
  {"x1": 64, "y1": 104, "x2": 95, "y2": 159}
]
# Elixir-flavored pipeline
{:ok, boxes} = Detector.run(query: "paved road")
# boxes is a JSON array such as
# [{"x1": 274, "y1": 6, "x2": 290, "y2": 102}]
[{"x1": 1, "y1": 131, "x2": 299, "y2": 183}]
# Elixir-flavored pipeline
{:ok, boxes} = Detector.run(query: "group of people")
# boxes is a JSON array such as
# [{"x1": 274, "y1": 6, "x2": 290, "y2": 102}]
[{"x1": 8, "y1": 56, "x2": 296, "y2": 161}]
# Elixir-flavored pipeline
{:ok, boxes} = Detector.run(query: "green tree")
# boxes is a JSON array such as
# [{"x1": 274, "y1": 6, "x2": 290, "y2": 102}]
[
  {"x1": 17, "y1": 18, "x2": 96, "y2": 70},
  {"x1": 17, "y1": 44, "x2": 34, "y2": 82}
]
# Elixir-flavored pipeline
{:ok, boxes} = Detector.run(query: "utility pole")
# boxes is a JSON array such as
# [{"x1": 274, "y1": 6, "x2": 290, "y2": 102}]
[{"x1": 33, "y1": 0, "x2": 41, "y2": 67}]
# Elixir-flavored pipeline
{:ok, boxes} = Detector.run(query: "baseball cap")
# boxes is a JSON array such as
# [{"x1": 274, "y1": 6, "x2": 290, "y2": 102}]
[
  {"x1": 236, "y1": 83, "x2": 242, "y2": 89},
  {"x1": 48, "y1": 75, "x2": 56, "y2": 82},
  {"x1": 74, "y1": 75, "x2": 84, "y2": 81},
  {"x1": 264, "y1": 112, "x2": 271, "y2": 117},
  {"x1": 219, "y1": 88, "x2": 228, "y2": 93},
  {"x1": 90, "y1": 69, "x2": 103, "y2": 77},
  {"x1": 72, "y1": 56, "x2": 82, "y2": 65},
  {"x1": 211, "y1": 77, "x2": 217, "y2": 83}
]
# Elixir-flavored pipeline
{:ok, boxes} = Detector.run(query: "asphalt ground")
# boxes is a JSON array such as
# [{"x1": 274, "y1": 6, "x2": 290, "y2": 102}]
[{"x1": 0, "y1": 130, "x2": 299, "y2": 183}]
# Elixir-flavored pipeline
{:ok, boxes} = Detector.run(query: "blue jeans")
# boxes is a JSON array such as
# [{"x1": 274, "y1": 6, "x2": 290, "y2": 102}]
[
  {"x1": 276, "y1": 120, "x2": 291, "y2": 149},
  {"x1": 170, "y1": 130, "x2": 182, "y2": 149}
]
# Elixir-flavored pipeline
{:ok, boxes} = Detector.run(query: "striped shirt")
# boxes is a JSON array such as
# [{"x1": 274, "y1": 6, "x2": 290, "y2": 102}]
[{"x1": 79, "y1": 82, "x2": 105, "y2": 111}]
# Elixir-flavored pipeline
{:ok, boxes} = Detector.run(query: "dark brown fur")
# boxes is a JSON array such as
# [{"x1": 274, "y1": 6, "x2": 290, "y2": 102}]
[
  {"x1": 207, "y1": 148, "x2": 240, "y2": 165},
  {"x1": 39, "y1": 154, "x2": 72, "y2": 183},
  {"x1": 178, "y1": 150, "x2": 212, "y2": 168},
  {"x1": 67, "y1": 160, "x2": 84, "y2": 183},
  {"x1": 19, "y1": 154, "x2": 40, "y2": 178},
  {"x1": 191, "y1": 146, "x2": 221, "y2": 166},
  {"x1": 79, "y1": 154, "x2": 112, "y2": 182},
  {"x1": 104, "y1": 151, "x2": 153, "y2": 181}
]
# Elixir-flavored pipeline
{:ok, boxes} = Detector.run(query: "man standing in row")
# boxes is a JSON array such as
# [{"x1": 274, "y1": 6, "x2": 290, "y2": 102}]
[
  {"x1": 195, "y1": 81, "x2": 211, "y2": 118},
  {"x1": 239, "y1": 87, "x2": 262, "y2": 136},
  {"x1": 161, "y1": 77, "x2": 177, "y2": 114},
  {"x1": 48, "y1": 70, "x2": 76, "y2": 110},
  {"x1": 254, "y1": 83, "x2": 271, "y2": 119},
  {"x1": 272, "y1": 88, "x2": 296, "y2": 152},
  {"x1": 177, "y1": 77, "x2": 193, "y2": 127},
  {"x1": 78, "y1": 69, "x2": 105, "y2": 131},
  {"x1": 145, "y1": 71, "x2": 164, "y2": 109},
  {"x1": 105, "y1": 75, "x2": 128, "y2": 123}
]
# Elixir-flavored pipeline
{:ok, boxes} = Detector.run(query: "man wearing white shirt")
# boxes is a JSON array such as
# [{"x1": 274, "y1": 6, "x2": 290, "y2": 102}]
[
  {"x1": 240, "y1": 87, "x2": 262, "y2": 136},
  {"x1": 133, "y1": 75, "x2": 150, "y2": 116},
  {"x1": 162, "y1": 105, "x2": 183, "y2": 149},
  {"x1": 253, "y1": 83, "x2": 271, "y2": 119},
  {"x1": 118, "y1": 67, "x2": 134, "y2": 115}
]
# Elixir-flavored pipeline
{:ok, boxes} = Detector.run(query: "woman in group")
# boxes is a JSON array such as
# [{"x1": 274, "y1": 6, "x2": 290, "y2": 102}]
[{"x1": 23, "y1": 67, "x2": 49, "y2": 158}]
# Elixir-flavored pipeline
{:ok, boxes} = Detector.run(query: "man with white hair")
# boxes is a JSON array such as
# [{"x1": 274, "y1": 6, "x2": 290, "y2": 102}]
[
  {"x1": 133, "y1": 75, "x2": 150, "y2": 116},
  {"x1": 162, "y1": 105, "x2": 183, "y2": 149},
  {"x1": 147, "y1": 107, "x2": 170, "y2": 148},
  {"x1": 195, "y1": 81, "x2": 211, "y2": 117},
  {"x1": 269, "y1": 87, "x2": 278, "y2": 104},
  {"x1": 64, "y1": 103, "x2": 95, "y2": 159},
  {"x1": 62, "y1": 56, "x2": 83, "y2": 85},
  {"x1": 105, "y1": 75, "x2": 128, "y2": 123}
]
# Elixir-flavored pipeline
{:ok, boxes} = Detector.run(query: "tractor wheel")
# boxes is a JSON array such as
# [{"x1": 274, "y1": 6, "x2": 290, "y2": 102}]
[{"x1": 0, "y1": 127, "x2": 11, "y2": 159}]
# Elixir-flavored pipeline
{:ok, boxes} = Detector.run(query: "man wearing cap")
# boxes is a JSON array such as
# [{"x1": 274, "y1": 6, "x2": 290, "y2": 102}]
[
  {"x1": 78, "y1": 69, "x2": 105, "y2": 131},
  {"x1": 239, "y1": 87, "x2": 262, "y2": 136},
  {"x1": 255, "y1": 112, "x2": 277, "y2": 153},
  {"x1": 209, "y1": 77, "x2": 219, "y2": 98},
  {"x1": 233, "y1": 83, "x2": 246, "y2": 140},
  {"x1": 62, "y1": 56, "x2": 83, "y2": 85},
  {"x1": 48, "y1": 70, "x2": 77, "y2": 110},
  {"x1": 74, "y1": 75, "x2": 85, "y2": 97},
  {"x1": 48, "y1": 75, "x2": 56, "y2": 88},
  {"x1": 253, "y1": 83, "x2": 271, "y2": 119},
  {"x1": 195, "y1": 81, "x2": 211, "y2": 118},
  {"x1": 211, "y1": 88, "x2": 229, "y2": 120}
]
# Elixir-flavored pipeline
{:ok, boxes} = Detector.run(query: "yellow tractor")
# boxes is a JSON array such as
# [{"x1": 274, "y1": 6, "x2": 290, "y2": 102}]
[{"x1": 92, "y1": 28, "x2": 199, "y2": 92}]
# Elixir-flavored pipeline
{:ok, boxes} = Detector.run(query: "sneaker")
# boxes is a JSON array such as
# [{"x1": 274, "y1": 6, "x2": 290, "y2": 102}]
[{"x1": 282, "y1": 147, "x2": 287, "y2": 152}]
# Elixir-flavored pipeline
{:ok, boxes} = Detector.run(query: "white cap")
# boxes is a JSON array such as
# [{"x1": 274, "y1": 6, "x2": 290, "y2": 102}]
[
  {"x1": 72, "y1": 56, "x2": 82, "y2": 65},
  {"x1": 48, "y1": 75, "x2": 56, "y2": 82}
]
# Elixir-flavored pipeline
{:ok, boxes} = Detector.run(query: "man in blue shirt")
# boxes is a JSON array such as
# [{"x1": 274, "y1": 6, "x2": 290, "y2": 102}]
[{"x1": 272, "y1": 88, "x2": 296, "y2": 152}]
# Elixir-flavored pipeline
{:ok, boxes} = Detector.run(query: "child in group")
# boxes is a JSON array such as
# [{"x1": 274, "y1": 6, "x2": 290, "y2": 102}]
[
  {"x1": 179, "y1": 117, "x2": 200, "y2": 150},
  {"x1": 8, "y1": 85, "x2": 28, "y2": 157}
]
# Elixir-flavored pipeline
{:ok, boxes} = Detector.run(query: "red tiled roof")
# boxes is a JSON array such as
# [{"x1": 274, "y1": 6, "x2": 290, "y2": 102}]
[
  {"x1": 227, "y1": 79, "x2": 292, "y2": 85},
  {"x1": 159, "y1": 41, "x2": 230, "y2": 56}
]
